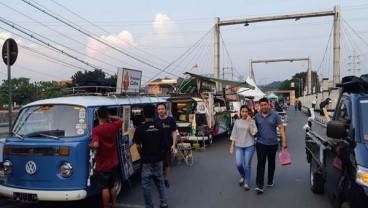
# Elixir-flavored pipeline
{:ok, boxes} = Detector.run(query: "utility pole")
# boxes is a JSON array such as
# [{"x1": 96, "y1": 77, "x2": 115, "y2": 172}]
[
  {"x1": 348, "y1": 50, "x2": 360, "y2": 76},
  {"x1": 222, "y1": 67, "x2": 233, "y2": 80}
]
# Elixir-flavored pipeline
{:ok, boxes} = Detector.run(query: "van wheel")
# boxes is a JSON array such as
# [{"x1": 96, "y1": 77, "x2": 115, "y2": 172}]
[
  {"x1": 310, "y1": 160, "x2": 324, "y2": 194},
  {"x1": 114, "y1": 175, "x2": 123, "y2": 196}
]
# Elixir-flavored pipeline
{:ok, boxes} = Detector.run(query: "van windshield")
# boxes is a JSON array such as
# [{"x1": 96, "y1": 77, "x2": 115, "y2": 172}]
[
  {"x1": 360, "y1": 100, "x2": 368, "y2": 143},
  {"x1": 12, "y1": 105, "x2": 88, "y2": 138}
]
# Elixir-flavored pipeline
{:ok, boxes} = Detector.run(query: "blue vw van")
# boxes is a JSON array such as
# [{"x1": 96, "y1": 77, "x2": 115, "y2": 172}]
[{"x1": 0, "y1": 95, "x2": 166, "y2": 202}]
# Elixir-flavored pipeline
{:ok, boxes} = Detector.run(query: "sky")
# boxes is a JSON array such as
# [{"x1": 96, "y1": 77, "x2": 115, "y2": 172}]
[{"x1": 0, "y1": 0, "x2": 368, "y2": 86}]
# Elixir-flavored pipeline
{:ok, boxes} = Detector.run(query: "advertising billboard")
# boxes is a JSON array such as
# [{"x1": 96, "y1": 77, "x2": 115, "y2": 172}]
[{"x1": 116, "y1": 67, "x2": 142, "y2": 93}]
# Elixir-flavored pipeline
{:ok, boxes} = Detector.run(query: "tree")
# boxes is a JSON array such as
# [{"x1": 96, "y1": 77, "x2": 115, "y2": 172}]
[
  {"x1": 278, "y1": 71, "x2": 320, "y2": 98},
  {"x1": 34, "y1": 81, "x2": 66, "y2": 100},
  {"x1": 0, "y1": 77, "x2": 37, "y2": 107},
  {"x1": 278, "y1": 80, "x2": 293, "y2": 91},
  {"x1": 71, "y1": 69, "x2": 106, "y2": 86}
]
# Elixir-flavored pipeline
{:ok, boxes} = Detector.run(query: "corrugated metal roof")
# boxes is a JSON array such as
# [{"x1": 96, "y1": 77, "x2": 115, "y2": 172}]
[{"x1": 24, "y1": 96, "x2": 167, "y2": 108}]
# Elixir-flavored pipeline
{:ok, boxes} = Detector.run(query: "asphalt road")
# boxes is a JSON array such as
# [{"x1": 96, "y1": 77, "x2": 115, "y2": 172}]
[
  {"x1": 0, "y1": 110, "x2": 332, "y2": 208},
  {"x1": 117, "y1": 110, "x2": 331, "y2": 208}
]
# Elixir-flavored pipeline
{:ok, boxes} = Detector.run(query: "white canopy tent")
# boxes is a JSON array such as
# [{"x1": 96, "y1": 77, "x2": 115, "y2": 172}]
[
  {"x1": 236, "y1": 76, "x2": 265, "y2": 101},
  {"x1": 237, "y1": 87, "x2": 265, "y2": 101}
]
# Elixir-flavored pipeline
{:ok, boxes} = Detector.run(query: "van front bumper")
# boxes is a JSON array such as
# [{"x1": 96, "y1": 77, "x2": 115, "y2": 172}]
[{"x1": 0, "y1": 185, "x2": 87, "y2": 201}]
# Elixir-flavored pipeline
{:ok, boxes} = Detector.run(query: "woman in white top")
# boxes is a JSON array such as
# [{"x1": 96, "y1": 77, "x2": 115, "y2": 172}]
[{"x1": 229, "y1": 105, "x2": 257, "y2": 190}]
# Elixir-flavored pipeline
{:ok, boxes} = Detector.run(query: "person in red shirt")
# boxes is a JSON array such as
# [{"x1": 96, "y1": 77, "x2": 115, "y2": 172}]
[{"x1": 89, "y1": 106, "x2": 123, "y2": 208}]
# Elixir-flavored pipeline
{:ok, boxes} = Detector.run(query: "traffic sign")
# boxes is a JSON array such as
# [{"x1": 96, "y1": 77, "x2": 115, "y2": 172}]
[{"x1": 2, "y1": 38, "x2": 18, "y2": 66}]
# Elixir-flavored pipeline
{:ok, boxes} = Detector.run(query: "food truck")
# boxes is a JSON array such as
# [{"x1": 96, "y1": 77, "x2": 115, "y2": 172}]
[{"x1": 169, "y1": 93, "x2": 231, "y2": 144}]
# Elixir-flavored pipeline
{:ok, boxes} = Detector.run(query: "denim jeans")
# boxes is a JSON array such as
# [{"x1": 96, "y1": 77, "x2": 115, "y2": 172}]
[
  {"x1": 141, "y1": 161, "x2": 168, "y2": 208},
  {"x1": 235, "y1": 145, "x2": 255, "y2": 185},
  {"x1": 255, "y1": 143, "x2": 278, "y2": 188}
]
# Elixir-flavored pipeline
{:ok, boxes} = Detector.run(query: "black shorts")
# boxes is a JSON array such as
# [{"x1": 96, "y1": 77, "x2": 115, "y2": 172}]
[
  {"x1": 162, "y1": 150, "x2": 172, "y2": 167},
  {"x1": 94, "y1": 166, "x2": 119, "y2": 189}
]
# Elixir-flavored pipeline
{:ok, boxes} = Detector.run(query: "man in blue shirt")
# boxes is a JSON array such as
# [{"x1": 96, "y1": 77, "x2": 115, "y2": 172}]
[{"x1": 254, "y1": 98, "x2": 288, "y2": 194}]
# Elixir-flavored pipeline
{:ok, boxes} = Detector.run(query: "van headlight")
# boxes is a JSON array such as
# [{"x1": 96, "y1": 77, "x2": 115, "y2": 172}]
[
  {"x1": 3, "y1": 160, "x2": 13, "y2": 175},
  {"x1": 59, "y1": 162, "x2": 73, "y2": 178},
  {"x1": 356, "y1": 165, "x2": 368, "y2": 187}
]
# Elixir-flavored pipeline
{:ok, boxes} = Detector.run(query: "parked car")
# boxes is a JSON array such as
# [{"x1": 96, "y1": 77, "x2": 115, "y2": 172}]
[{"x1": 305, "y1": 74, "x2": 368, "y2": 208}]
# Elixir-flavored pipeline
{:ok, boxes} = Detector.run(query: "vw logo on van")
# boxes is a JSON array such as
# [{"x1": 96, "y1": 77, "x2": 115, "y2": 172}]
[{"x1": 25, "y1": 161, "x2": 37, "y2": 175}]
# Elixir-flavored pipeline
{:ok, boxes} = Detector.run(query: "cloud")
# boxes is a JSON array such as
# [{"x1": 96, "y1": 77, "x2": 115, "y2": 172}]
[
  {"x1": 83, "y1": 13, "x2": 184, "y2": 82},
  {"x1": 86, "y1": 30, "x2": 136, "y2": 53},
  {"x1": 0, "y1": 32, "x2": 11, "y2": 44},
  {"x1": 152, "y1": 13, "x2": 178, "y2": 34},
  {"x1": 0, "y1": 32, "x2": 24, "y2": 46},
  {"x1": 140, "y1": 13, "x2": 183, "y2": 52},
  {"x1": 101, "y1": 31, "x2": 137, "y2": 48},
  {"x1": 84, "y1": 30, "x2": 138, "y2": 72}
]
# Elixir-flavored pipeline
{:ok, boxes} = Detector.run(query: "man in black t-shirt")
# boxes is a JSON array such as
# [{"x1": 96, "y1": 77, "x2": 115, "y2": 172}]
[
  {"x1": 154, "y1": 103, "x2": 177, "y2": 188},
  {"x1": 133, "y1": 104, "x2": 168, "y2": 208}
]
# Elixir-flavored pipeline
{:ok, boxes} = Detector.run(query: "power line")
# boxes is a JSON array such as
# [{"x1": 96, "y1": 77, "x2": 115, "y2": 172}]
[
  {"x1": 340, "y1": 20, "x2": 368, "y2": 72},
  {"x1": 145, "y1": 26, "x2": 215, "y2": 85},
  {"x1": 0, "y1": 18, "x2": 114, "y2": 76},
  {"x1": 21, "y1": 0, "x2": 179, "y2": 78},
  {"x1": 0, "y1": 17, "x2": 117, "y2": 73},
  {"x1": 341, "y1": 17, "x2": 368, "y2": 47},
  {"x1": 144, "y1": 26, "x2": 215, "y2": 91},
  {"x1": 49, "y1": 0, "x2": 172, "y2": 69},
  {"x1": 0, "y1": 1, "x2": 144, "y2": 72},
  {"x1": 316, "y1": 24, "x2": 333, "y2": 79},
  {"x1": 14, "y1": 64, "x2": 66, "y2": 80},
  {"x1": 0, "y1": 30, "x2": 95, "y2": 74},
  {"x1": 181, "y1": 31, "x2": 213, "y2": 75},
  {"x1": 220, "y1": 33, "x2": 241, "y2": 79}
]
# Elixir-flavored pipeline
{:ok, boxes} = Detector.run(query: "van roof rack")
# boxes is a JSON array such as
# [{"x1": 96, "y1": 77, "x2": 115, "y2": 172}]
[{"x1": 63, "y1": 86, "x2": 116, "y2": 96}]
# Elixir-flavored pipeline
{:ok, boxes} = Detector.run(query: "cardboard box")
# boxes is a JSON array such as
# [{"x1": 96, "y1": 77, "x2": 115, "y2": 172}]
[{"x1": 130, "y1": 144, "x2": 141, "y2": 162}]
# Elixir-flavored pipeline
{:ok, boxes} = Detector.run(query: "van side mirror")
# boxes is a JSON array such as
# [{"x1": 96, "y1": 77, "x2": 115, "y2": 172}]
[{"x1": 327, "y1": 120, "x2": 348, "y2": 139}]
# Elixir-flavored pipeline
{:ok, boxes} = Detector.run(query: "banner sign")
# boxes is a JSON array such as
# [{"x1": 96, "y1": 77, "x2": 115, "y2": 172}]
[{"x1": 116, "y1": 67, "x2": 142, "y2": 93}]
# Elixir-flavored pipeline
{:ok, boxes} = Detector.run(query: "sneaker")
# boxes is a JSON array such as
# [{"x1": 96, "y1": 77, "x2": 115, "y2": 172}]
[
  {"x1": 266, "y1": 180, "x2": 274, "y2": 187},
  {"x1": 164, "y1": 179, "x2": 170, "y2": 188},
  {"x1": 243, "y1": 184, "x2": 250, "y2": 191},
  {"x1": 160, "y1": 205, "x2": 168, "y2": 208},
  {"x1": 254, "y1": 187, "x2": 264, "y2": 194}
]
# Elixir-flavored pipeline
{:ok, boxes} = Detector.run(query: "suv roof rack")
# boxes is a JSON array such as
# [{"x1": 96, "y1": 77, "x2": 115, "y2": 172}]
[{"x1": 337, "y1": 74, "x2": 368, "y2": 94}]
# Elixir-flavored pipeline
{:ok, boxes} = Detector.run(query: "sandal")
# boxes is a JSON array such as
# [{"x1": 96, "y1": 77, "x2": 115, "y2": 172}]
[{"x1": 239, "y1": 178, "x2": 245, "y2": 186}]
